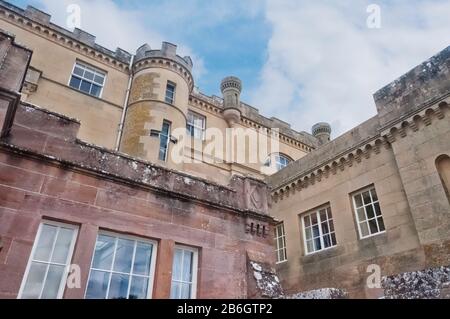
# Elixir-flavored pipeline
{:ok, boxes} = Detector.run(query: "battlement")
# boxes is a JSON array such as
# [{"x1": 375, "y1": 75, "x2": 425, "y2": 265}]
[
  {"x1": 0, "y1": 0, "x2": 132, "y2": 64},
  {"x1": 135, "y1": 41, "x2": 193, "y2": 72},
  {"x1": 374, "y1": 45, "x2": 450, "y2": 128},
  {"x1": 221, "y1": 76, "x2": 242, "y2": 93}
]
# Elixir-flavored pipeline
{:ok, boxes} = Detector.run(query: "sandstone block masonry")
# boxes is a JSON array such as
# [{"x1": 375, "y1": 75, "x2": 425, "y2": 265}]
[
  {"x1": 0, "y1": 31, "x2": 276, "y2": 299},
  {"x1": 268, "y1": 45, "x2": 450, "y2": 298}
]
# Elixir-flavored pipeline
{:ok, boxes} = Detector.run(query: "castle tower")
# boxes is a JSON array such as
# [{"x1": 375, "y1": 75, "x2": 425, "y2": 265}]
[
  {"x1": 221, "y1": 76, "x2": 242, "y2": 127},
  {"x1": 312, "y1": 122, "x2": 332, "y2": 145},
  {"x1": 120, "y1": 42, "x2": 194, "y2": 168}
]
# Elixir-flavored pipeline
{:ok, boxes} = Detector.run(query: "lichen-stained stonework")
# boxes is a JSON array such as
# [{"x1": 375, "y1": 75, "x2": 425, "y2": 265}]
[
  {"x1": 382, "y1": 265, "x2": 450, "y2": 299},
  {"x1": 129, "y1": 73, "x2": 161, "y2": 103},
  {"x1": 120, "y1": 102, "x2": 153, "y2": 158}
]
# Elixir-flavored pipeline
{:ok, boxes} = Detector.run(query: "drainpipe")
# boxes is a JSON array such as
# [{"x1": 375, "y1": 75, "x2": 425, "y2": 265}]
[{"x1": 115, "y1": 54, "x2": 135, "y2": 151}]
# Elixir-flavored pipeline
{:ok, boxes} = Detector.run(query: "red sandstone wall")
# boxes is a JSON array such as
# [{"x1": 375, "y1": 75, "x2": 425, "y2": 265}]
[{"x1": 0, "y1": 148, "x2": 275, "y2": 298}]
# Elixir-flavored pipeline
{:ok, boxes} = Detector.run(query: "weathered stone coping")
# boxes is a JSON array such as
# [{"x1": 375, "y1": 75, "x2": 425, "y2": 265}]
[{"x1": 1, "y1": 102, "x2": 274, "y2": 222}]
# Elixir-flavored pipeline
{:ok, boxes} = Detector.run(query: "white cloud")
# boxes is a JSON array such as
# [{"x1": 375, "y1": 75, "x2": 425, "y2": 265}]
[{"x1": 249, "y1": 0, "x2": 450, "y2": 136}]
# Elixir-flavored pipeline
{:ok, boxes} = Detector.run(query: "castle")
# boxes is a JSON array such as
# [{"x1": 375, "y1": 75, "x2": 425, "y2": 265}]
[{"x1": 0, "y1": 1, "x2": 449, "y2": 299}]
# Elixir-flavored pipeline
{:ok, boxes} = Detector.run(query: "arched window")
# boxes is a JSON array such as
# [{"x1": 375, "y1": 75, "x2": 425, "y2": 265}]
[
  {"x1": 436, "y1": 154, "x2": 450, "y2": 203},
  {"x1": 265, "y1": 153, "x2": 292, "y2": 172}
]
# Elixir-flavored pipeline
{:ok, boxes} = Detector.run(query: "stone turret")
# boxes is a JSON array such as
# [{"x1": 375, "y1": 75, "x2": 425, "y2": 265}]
[
  {"x1": 221, "y1": 76, "x2": 242, "y2": 127},
  {"x1": 312, "y1": 122, "x2": 331, "y2": 145},
  {"x1": 120, "y1": 42, "x2": 194, "y2": 169}
]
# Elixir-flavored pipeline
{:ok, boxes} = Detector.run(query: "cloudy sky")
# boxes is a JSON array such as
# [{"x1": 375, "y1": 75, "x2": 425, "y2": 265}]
[{"x1": 9, "y1": 0, "x2": 450, "y2": 136}]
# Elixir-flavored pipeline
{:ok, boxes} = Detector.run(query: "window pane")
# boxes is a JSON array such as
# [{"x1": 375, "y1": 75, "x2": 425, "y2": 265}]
[
  {"x1": 311, "y1": 213, "x2": 318, "y2": 225},
  {"x1": 92, "y1": 235, "x2": 115, "y2": 270},
  {"x1": 362, "y1": 191, "x2": 372, "y2": 205},
  {"x1": 73, "y1": 66, "x2": 84, "y2": 76},
  {"x1": 34, "y1": 224, "x2": 57, "y2": 262},
  {"x1": 182, "y1": 251, "x2": 193, "y2": 282},
  {"x1": 41, "y1": 265, "x2": 65, "y2": 299},
  {"x1": 378, "y1": 217, "x2": 386, "y2": 232},
  {"x1": 84, "y1": 70, "x2": 95, "y2": 81},
  {"x1": 159, "y1": 122, "x2": 171, "y2": 161},
  {"x1": 327, "y1": 208, "x2": 333, "y2": 219},
  {"x1": 187, "y1": 125, "x2": 194, "y2": 137},
  {"x1": 69, "y1": 76, "x2": 81, "y2": 90},
  {"x1": 277, "y1": 237, "x2": 283, "y2": 250},
  {"x1": 108, "y1": 273, "x2": 130, "y2": 299},
  {"x1": 113, "y1": 239, "x2": 134, "y2": 273},
  {"x1": 80, "y1": 80, "x2": 91, "y2": 94},
  {"x1": 323, "y1": 235, "x2": 331, "y2": 248},
  {"x1": 162, "y1": 122, "x2": 171, "y2": 135},
  {"x1": 165, "y1": 96, "x2": 174, "y2": 104},
  {"x1": 366, "y1": 205, "x2": 375, "y2": 219},
  {"x1": 275, "y1": 225, "x2": 281, "y2": 237},
  {"x1": 368, "y1": 219, "x2": 379, "y2": 234},
  {"x1": 321, "y1": 222, "x2": 329, "y2": 235},
  {"x1": 371, "y1": 188, "x2": 378, "y2": 202},
  {"x1": 194, "y1": 128, "x2": 203, "y2": 140},
  {"x1": 306, "y1": 240, "x2": 313, "y2": 253},
  {"x1": 90, "y1": 84, "x2": 102, "y2": 97},
  {"x1": 180, "y1": 283, "x2": 191, "y2": 299},
  {"x1": 357, "y1": 208, "x2": 366, "y2": 222},
  {"x1": 129, "y1": 276, "x2": 149, "y2": 299},
  {"x1": 94, "y1": 74, "x2": 105, "y2": 85},
  {"x1": 133, "y1": 243, "x2": 152, "y2": 276},
  {"x1": 159, "y1": 149, "x2": 167, "y2": 161},
  {"x1": 329, "y1": 221, "x2": 335, "y2": 232},
  {"x1": 21, "y1": 262, "x2": 47, "y2": 299},
  {"x1": 312, "y1": 225, "x2": 320, "y2": 238},
  {"x1": 331, "y1": 233, "x2": 337, "y2": 246},
  {"x1": 280, "y1": 249, "x2": 286, "y2": 262},
  {"x1": 374, "y1": 202, "x2": 382, "y2": 216},
  {"x1": 194, "y1": 117, "x2": 203, "y2": 127},
  {"x1": 85, "y1": 270, "x2": 110, "y2": 299},
  {"x1": 319, "y1": 210, "x2": 327, "y2": 222},
  {"x1": 313, "y1": 237, "x2": 322, "y2": 251},
  {"x1": 354, "y1": 194, "x2": 363, "y2": 208},
  {"x1": 172, "y1": 249, "x2": 183, "y2": 281},
  {"x1": 276, "y1": 250, "x2": 282, "y2": 262},
  {"x1": 360, "y1": 222, "x2": 370, "y2": 237},
  {"x1": 52, "y1": 228, "x2": 74, "y2": 264},
  {"x1": 305, "y1": 228, "x2": 312, "y2": 241},
  {"x1": 170, "y1": 282, "x2": 181, "y2": 299},
  {"x1": 304, "y1": 216, "x2": 311, "y2": 227}
]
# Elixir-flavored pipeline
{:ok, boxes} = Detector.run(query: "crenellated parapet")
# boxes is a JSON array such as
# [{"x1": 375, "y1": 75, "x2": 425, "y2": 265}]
[
  {"x1": 0, "y1": 1, "x2": 132, "y2": 71},
  {"x1": 374, "y1": 45, "x2": 450, "y2": 128},
  {"x1": 133, "y1": 42, "x2": 194, "y2": 92},
  {"x1": 312, "y1": 122, "x2": 331, "y2": 145}
]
